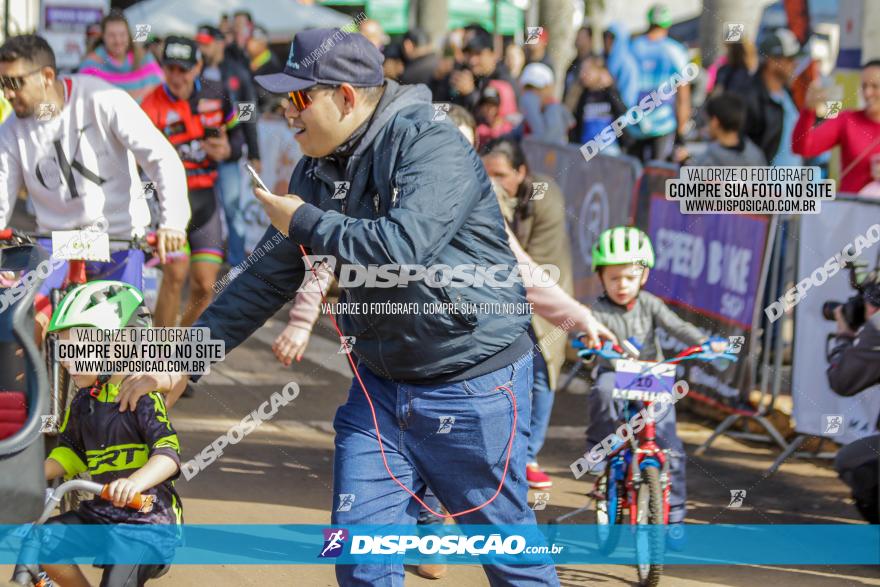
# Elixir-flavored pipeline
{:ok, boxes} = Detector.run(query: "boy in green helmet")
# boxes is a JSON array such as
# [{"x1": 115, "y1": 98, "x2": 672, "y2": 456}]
[
  {"x1": 586, "y1": 226, "x2": 726, "y2": 534},
  {"x1": 41, "y1": 280, "x2": 181, "y2": 587}
]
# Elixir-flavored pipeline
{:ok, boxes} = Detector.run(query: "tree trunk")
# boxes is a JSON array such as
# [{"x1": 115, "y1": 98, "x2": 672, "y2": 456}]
[
  {"x1": 416, "y1": 0, "x2": 448, "y2": 52},
  {"x1": 540, "y1": 0, "x2": 576, "y2": 98}
]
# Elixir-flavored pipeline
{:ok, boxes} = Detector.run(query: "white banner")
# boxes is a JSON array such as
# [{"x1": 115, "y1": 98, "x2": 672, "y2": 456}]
[{"x1": 792, "y1": 199, "x2": 880, "y2": 445}]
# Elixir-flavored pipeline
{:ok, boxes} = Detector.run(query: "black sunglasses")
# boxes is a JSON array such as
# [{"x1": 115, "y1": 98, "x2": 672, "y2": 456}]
[{"x1": 0, "y1": 67, "x2": 44, "y2": 92}]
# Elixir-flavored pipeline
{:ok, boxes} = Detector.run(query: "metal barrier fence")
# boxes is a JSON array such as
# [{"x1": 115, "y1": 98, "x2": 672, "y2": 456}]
[{"x1": 520, "y1": 140, "x2": 877, "y2": 474}]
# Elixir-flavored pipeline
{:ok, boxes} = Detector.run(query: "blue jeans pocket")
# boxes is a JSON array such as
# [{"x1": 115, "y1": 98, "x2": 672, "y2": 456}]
[{"x1": 461, "y1": 363, "x2": 517, "y2": 396}]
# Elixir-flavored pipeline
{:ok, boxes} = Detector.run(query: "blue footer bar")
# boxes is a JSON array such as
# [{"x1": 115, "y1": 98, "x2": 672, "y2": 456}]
[{"x1": 0, "y1": 524, "x2": 877, "y2": 565}]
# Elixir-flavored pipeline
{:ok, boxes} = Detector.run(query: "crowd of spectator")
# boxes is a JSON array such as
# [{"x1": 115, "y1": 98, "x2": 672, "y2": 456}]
[{"x1": 59, "y1": 3, "x2": 880, "y2": 505}]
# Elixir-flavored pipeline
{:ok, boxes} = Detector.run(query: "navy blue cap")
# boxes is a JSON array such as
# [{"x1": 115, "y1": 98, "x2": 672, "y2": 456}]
[{"x1": 256, "y1": 27, "x2": 384, "y2": 93}]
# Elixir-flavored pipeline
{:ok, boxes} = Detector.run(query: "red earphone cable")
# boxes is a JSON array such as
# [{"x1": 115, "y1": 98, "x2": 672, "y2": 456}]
[{"x1": 298, "y1": 244, "x2": 517, "y2": 518}]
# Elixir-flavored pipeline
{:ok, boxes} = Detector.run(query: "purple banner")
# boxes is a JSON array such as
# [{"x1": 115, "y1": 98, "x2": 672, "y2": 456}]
[
  {"x1": 644, "y1": 197, "x2": 768, "y2": 329},
  {"x1": 45, "y1": 6, "x2": 104, "y2": 31}
]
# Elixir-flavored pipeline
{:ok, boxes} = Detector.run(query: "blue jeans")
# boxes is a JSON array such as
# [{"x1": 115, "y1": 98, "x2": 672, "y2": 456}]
[
  {"x1": 216, "y1": 160, "x2": 245, "y2": 266},
  {"x1": 587, "y1": 370, "x2": 687, "y2": 524},
  {"x1": 527, "y1": 349, "x2": 554, "y2": 464},
  {"x1": 332, "y1": 360, "x2": 559, "y2": 586}
]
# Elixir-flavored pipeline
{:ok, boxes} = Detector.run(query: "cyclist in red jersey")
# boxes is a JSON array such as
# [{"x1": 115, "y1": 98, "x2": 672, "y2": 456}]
[{"x1": 141, "y1": 36, "x2": 233, "y2": 327}]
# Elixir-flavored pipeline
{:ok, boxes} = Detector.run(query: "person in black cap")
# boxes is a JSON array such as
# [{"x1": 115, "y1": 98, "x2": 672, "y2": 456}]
[
  {"x1": 743, "y1": 28, "x2": 803, "y2": 165},
  {"x1": 119, "y1": 25, "x2": 621, "y2": 587},
  {"x1": 399, "y1": 26, "x2": 439, "y2": 89},
  {"x1": 381, "y1": 41, "x2": 404, "y2": 81},
  {"x1": 475, "y1": 83, "x2": 514, "y2": 147},
  {"x1": 245, "y1": 25, "x2": 282, "y2": 101},
  {"x1": 438, "y1": 25, "x2": 520, "y2": 114},
  {"x1": 196, "y1": 24, "x2": 261, "y2": 268},
  {"x1": 141, "y1": 36, "x2": 232, "y2": 328}
]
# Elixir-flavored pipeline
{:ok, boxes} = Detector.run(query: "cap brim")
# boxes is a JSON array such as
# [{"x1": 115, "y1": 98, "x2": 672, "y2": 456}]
[
  {"x1": 195, "y1": 34, "x2": 216, "y2": 44},
  {"x1": 254, "y1": 72, "x2": 315, "y2": 93},
  {"x1": 163, "y1": 59, "x2": 197, "y2": 70}
]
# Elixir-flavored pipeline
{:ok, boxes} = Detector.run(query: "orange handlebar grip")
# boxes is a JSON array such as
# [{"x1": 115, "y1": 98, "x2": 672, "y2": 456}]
[{"x1": 100, "y1": 485, "x2": 156, "y2": 513}]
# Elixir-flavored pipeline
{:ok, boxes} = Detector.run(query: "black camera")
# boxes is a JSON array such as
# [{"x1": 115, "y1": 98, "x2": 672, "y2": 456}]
[{"x1": 821, "y1": 260, "x2": 877, "y2": 331}]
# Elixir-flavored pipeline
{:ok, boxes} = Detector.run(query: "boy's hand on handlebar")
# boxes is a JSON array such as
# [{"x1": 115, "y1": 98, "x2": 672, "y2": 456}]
[
  {"x1": 106, "y1": 477, "x2": 143, "y2": 508},
  {"x1": 155, "y1": 228, "x2": 186, "y2": 264},
  {"x1": 709, "y1": 340, "x2": 728, "y2": 354}
]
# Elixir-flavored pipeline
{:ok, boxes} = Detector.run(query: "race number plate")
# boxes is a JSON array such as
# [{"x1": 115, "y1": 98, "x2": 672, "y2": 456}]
[
  {"x1": 611, "y1": 359, "x2": 676, "y2": 402},
  {"x1": 51, "y1": 230, "x2": 111, "y2": 262}
]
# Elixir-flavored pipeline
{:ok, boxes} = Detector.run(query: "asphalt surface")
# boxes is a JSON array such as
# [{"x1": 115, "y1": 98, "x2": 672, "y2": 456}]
[{"x1": 4, "y1": 307, "x2": 879, "y2": 586}]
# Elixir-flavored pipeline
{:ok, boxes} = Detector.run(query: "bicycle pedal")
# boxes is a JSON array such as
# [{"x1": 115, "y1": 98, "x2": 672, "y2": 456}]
[{"x1": 587, "y1": 488, "x2": 605, "y2": 501}]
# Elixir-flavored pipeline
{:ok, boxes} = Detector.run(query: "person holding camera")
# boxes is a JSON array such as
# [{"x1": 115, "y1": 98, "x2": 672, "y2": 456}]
[
  {"x1": 826, "y1": 279, "x2": 880, "y2": 524},
  {"x1": 439, "y1": 27, "x2": 518, "y2": 122}
]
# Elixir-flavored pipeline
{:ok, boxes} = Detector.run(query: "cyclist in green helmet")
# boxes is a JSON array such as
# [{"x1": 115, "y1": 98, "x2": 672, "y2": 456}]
[
  {"x1": 43, "y1": 281, "x2": 181, "y2": 587},
  {"x1": 586, "y1": 226, "x2": 726, "y2": 545}
]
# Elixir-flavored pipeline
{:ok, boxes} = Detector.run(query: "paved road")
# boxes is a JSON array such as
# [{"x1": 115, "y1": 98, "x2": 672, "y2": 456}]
[{"x1": 6, "y1": 310, "x2": 878, "y2": 586}]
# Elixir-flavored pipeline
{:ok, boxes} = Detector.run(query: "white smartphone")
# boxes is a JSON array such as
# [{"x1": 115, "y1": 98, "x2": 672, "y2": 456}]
[{"x1": 245, "y1": 163, "x2": 269, "y2": 191}]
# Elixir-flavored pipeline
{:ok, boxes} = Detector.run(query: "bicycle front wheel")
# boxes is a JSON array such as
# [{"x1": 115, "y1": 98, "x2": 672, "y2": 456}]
[{"x1": 634, "y1": 466, "x2": 664, "y2": 587}]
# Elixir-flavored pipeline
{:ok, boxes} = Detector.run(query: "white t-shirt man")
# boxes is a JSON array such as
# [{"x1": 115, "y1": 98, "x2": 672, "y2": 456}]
[{"x1": 0, "y1": 74, "x2": 190, "y2": 237}]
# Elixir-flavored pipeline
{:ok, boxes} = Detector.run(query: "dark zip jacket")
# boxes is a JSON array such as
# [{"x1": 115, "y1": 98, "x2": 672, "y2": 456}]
[
  {"x1": 193, "y1": 80, "x2": 531, "y2": 383},
  {"x1": 743, "y1": 68, "x2": 792, "y2": 164}
]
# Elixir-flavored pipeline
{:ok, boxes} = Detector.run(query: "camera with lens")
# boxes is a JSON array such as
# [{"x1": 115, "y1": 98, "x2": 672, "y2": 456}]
[{"x1": 821, "y1": 260, "x2": 880, "y2": 331}]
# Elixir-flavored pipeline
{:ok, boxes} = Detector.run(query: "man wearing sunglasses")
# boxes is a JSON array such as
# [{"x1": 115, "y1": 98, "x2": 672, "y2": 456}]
[
  {"x1": 119, "y1": 27, "x2": 576, "y2": 586},
  {"x1": 0, "y1": 34, "x2": 190, "y2": 335}
]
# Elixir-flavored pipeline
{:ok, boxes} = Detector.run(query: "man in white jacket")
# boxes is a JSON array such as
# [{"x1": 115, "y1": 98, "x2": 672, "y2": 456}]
[{"x1": 0, "y1": 35, "x2": 190, "y2": 331}]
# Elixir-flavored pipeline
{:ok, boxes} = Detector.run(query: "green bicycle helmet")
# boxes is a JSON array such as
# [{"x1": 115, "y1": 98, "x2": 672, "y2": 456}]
[
  {"x1": 647, "y1": 4, "x2": 673, "y2": 29},
  {"x1": 591, "y1": 226, "x2": 655, "y2": 272},
  {"x1": 47, "y1": 280, "x2": 152, "y2": 333}
]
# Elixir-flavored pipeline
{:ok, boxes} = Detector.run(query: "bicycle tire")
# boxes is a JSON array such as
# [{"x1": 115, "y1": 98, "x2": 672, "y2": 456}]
[
  {"x1": 595, "y1": 473, "x2": 625, "y2": 554},
  {"x1": 634, "y1": 466, "x2": 664, "y2": 587}
]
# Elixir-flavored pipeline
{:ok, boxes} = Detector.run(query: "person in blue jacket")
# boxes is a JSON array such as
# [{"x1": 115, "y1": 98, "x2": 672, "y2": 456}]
[
  {"x1": 119, "y1": 27, "x2": 616, "y2": 587},
  {"x1": 604, "y1": 21, "x2": 639, "y2": 109}
]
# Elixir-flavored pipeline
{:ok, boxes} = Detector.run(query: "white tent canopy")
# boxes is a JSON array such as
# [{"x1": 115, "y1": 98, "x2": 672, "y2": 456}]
[{"x1": 124, "y1": 0, "x2": 351, "y2": 41}]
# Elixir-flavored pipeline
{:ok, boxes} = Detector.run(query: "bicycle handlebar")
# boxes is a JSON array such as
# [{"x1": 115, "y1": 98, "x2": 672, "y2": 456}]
[
  {"x1": 36, "y1": 480, "x2": 153, "y2": 524},
  {"x1": 11, "y1": 481, "x2": 153, "y2": 585},
  {"x1": 572, "y1": 339, "x2": 739, "y2": 364},
  {"x1": 0, "y1": 229, "x2": 157, "y2": 252}
]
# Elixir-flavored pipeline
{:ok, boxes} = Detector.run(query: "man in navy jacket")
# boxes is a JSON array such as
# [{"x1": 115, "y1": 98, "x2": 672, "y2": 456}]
[{"x1": 121, "y1": 28, "x2": 613, "y2": 586}]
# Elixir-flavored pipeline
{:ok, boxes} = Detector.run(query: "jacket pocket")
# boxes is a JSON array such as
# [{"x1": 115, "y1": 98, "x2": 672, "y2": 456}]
[{"x1": 437, "y1": 285, "x2": 477, "y2": 329}]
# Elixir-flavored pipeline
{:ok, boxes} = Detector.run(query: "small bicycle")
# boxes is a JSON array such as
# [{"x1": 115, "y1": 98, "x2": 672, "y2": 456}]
[
  {"x1": 555, "y1": 338, "x2": 737, "y2": 586},
  {"x1": 9, "y1": 479, "x2": 162, "y2": 587}
]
